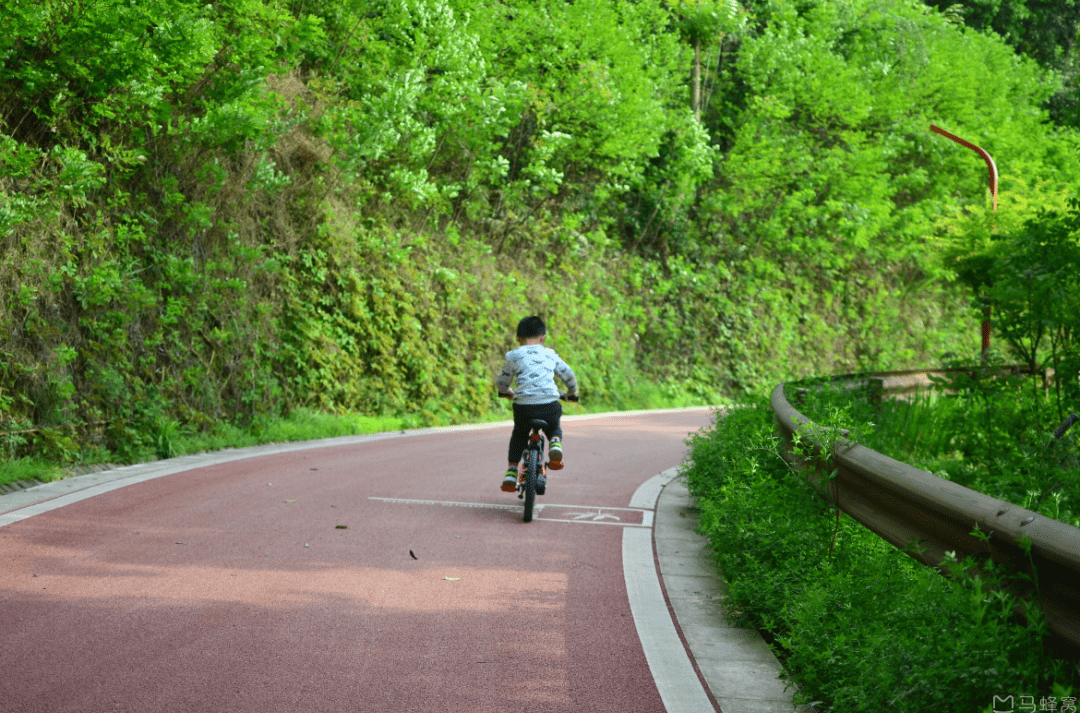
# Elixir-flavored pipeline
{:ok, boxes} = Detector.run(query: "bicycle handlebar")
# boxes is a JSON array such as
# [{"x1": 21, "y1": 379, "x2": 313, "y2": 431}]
[{"x1": 498, "y1": 391, "x2": 579, "y2": 402}]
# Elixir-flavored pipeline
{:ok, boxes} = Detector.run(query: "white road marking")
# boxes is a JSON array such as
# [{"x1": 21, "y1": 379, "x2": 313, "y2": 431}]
[
  {"x1": 624, "y1": 468, "x2": 717, "y2": 712},
  {"x1": 368, "y1": 497, "x2": 653, "y2": 527},
  {"x1": 534, "y1": 517, "x2": 647, "y2": 527},
  {"x1": 367, "y1": 497, "x2": 522, "y2": 512}
]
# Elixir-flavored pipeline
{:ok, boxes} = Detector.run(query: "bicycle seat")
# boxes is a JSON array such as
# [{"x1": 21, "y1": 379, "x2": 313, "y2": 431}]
[{"x1": 528, "y1": 418, "x2": 549, "y2": 430}]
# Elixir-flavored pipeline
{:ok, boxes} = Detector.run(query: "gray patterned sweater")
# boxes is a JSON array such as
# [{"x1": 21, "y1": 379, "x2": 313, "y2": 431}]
[{"x1": 495, "y1": 344, "x2": 578, "y2": 405}]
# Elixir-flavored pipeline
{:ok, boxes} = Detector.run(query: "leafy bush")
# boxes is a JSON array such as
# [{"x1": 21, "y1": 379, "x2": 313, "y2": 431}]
[
  {"x1": 940, "y1": 191, "x2": 1080, "y2": 417},
  {"x1": 802, "y1": 183, "x2": 1080, "y2": 526},
  {"x1": 683, "y1": 400, "x2": 1078, "y2": 712}
]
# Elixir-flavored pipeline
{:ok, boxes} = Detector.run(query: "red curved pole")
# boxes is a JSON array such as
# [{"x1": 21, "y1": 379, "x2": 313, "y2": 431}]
[
  {"x1": 930, "y1": 124, "x2": 998, "y2": 210},
  {"x1": 930, "y1": 124, "x2": 998, "y2": 359}
]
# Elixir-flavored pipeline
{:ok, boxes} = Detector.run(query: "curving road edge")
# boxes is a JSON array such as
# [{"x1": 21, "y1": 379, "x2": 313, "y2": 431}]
[
  {"x1": 625, "y1": 467, "x2": 717, "y2": 712},
  {"x1": 637, "y1": 469, "x2": 811, "y2": 713}
]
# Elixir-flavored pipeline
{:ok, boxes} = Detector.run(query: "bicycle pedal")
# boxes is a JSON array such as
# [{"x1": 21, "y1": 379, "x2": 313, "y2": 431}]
[{"x1": 547, "y1": 461, "x2": 563, "y2": 471}]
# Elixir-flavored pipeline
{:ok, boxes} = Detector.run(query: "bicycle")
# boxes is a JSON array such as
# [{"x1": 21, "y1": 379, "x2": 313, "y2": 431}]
[{"x1": 499, "y1": 392, "x2": 578, "y2": 522}]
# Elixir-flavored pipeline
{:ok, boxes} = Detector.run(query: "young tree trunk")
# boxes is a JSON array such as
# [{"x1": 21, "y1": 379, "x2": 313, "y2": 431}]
[{"x1": 692, "y1": 41, "x2": 702, "y2": 121}]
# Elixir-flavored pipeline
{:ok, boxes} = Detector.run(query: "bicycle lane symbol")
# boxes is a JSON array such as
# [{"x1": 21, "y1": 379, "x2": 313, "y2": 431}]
[
  {"x1": 571, "y1": 512, "x2": 621, "y2": 522},
  {"x1": 367, "y1": 498, "x2": 653, "y2": 527},
  {"x1": 540, "y1": 505, "x2": 653, "y2": 527}
]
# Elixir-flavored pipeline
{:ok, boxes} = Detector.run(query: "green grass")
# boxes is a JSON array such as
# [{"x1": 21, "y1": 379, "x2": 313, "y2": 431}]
[{"x1": 0, "y1": 457, "x2": 62, "y2": 488}]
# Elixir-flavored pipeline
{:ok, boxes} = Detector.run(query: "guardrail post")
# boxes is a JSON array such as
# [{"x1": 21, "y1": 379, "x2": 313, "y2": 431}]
[{"x1": 867, "y1": 377, "x2": 885, "y2": 411}]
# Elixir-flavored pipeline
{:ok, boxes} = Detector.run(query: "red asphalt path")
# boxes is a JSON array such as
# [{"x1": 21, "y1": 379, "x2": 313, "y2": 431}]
[{"x1": 0, "y1": 409, "x2": 714, "y2": 713}]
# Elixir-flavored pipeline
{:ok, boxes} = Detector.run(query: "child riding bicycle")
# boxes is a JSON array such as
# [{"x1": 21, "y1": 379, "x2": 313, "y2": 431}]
[{"x1": 495, "y1": 316, "x2": 578, "y2": 492}]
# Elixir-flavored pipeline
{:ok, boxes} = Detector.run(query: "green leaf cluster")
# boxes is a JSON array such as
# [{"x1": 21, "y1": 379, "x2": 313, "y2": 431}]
[
  {"x1": 680, "y1": 0, "x2": 1078, "y2": 386},
  {"x1": 939, "y1": 190, "x2": 1080, "y2": 418},
  {"x1": 922, "y1": 0, "x2": 1080, "y2": 127}
]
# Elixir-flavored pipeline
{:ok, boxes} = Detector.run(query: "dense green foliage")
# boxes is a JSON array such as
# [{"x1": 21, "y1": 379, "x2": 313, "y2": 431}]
[
  {"x1": 683, "y1": 402, "x2": 1078, "y2": 712},
  {"x1": 798, "y1": 365, "x2": 1080, "y2": 530},
  {"x1": 941, "y1": 194, "x2": 1080, "y2": 410},
  {"x1": 863, "y1": 192, "x2": 1080, "y2": 528},
  {"x1": 923, "y1": 0, "x2": 1080, "y2": 127},
  {"x1": 2, "y1": 0, "x2": 1078, "y2": 468}
]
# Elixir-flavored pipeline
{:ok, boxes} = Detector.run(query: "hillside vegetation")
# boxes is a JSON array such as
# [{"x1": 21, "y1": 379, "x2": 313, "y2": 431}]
[{"x1": 2, "y1": 0, "x2": 1078, "y2": 466}]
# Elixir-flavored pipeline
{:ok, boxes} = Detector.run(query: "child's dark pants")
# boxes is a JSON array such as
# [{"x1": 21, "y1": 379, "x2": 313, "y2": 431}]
[{"x1": 508, "y1": 400, "x2": 563, "y2": 463}]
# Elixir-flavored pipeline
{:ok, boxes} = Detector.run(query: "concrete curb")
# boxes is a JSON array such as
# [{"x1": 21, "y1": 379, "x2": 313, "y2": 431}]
[
  {"x1": 624, "y1": 468, "x2": 715, "y2": 712},
  {"x1": 654, "y1": 475, "x2": 812, "y2": 713}
]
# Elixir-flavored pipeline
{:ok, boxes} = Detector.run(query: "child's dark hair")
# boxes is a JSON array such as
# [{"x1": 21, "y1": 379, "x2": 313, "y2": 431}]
[{"x1": 517, "y1": 315, "x2": 546, "y2": 338}]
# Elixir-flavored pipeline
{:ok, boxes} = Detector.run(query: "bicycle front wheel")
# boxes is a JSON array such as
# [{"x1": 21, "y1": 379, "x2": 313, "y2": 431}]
[{"x1": 522, "y1": 448, "x2": 538, "y2": 523}]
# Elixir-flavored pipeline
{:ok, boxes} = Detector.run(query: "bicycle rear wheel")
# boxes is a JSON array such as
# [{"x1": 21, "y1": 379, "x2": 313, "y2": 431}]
[{"x1": 522, "y1": 447, "x2": 538, "y2": 523}]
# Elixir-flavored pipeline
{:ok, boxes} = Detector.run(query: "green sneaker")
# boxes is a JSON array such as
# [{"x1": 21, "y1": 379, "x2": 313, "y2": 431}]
[
  {"x1": 548, "y1": 438, "x2": 563, "y2": 470},
  {"x1": 501, "y1": 467, "x2": 518, "y2": 492}
]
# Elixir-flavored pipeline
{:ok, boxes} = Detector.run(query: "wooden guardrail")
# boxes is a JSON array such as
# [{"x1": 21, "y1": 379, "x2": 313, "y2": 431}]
[{"x1": 771, "y1": 376, "x2": 1080, "y2": 652}]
